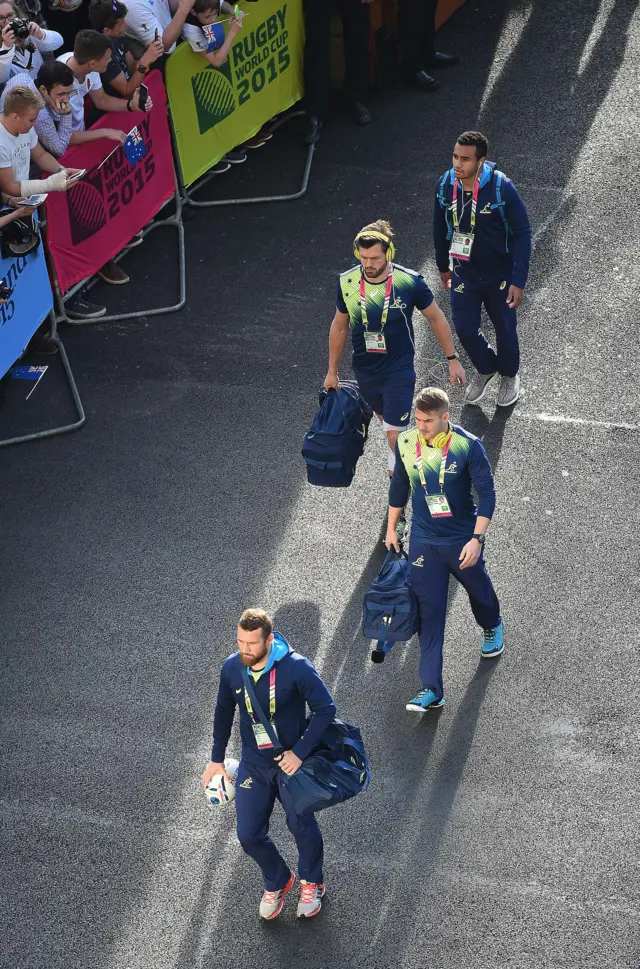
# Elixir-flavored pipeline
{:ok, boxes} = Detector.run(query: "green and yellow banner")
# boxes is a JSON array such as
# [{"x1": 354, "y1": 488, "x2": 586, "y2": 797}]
[{"x1": 166, "y1": 1, "x2": 304, "y2": 188}]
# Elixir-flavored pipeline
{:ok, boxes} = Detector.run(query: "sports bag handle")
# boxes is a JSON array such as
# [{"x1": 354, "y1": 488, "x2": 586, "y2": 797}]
[
  {"x1": 384, "y1": 545, "x2": 407, "y2": 563},
  {"x1": 318, "y1": 381, "x2": 361, "y2": 424},
  {"x1": 241, "y1": 667, "x2": 284, "y2": 754}
]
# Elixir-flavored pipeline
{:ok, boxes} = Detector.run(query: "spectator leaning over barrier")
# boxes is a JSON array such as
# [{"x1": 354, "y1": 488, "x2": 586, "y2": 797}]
[
  {"x1": 124, "y1": 0, "x2": 193, "y2": 56},
  {"x1": 0, "y1": 0, "x2": 64, "y2": 86},
  {"x1": 57, "y1": 30, "x2": 151, "y2": 146},
  {"x1": 55, "y1": 29, "x2": 152, "y2": 315},
  {"x1": 1, "y1": 61, "x2": 137, "y2": 157},
  {"x1": 87, "y1": 0, "x2": 163, "y2": 98},
  {"x1": 0, "y1": 84, "x2": 77, "y2": 352},
  {"x1": 86, "y1": 3, "x2": 162, "y2": 245},
  {"x1": 0, "y1": 63, "x2": 73, "y2": 156},
  {"x1": 180, "y1": 0, "x2": 270, "y2": 158},
  {"x1": 0, "y1": 84, "x2": 77, "y2": 197}
]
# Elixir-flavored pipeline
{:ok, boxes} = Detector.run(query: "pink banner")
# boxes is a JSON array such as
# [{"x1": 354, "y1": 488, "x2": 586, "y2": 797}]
[{"x1": 46, "y1": 71, "x2": 174, "y2": 293}]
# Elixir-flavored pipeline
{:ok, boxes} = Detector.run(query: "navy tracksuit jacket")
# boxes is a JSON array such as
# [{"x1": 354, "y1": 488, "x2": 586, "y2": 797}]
[
  {"x1": 433, "y1": 161, "x2": 532, "y2": 377},
  {"x1": 211, "y1": 634, "x2": 336, "y2": 890}
]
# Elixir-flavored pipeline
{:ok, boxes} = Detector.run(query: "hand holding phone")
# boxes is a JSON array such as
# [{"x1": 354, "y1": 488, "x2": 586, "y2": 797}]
[
  {"x1": 65, "y1": 169, "x2": 87, "y2": 184},
  {"x1": 23, "y1": 194, "x2": 48, "y2": 205},
  {"x1": 139, "y1": 82, "x2": 149, "y2": 112}
]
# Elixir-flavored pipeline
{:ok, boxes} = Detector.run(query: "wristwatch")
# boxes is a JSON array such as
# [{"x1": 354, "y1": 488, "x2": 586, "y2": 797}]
[
  {"x1": 472, "y1": 533, "x2": 485, "y2": 545},
  {"x1": 136, "y1": 63, "x2": 150, "y2": 74},
  {"x1": 446, "y1": 353, "x2": 459, "y2": 361}
]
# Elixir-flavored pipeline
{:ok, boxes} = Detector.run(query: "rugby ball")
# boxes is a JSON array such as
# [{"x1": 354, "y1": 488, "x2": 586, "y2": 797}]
[{"x1": 205, "y1": 758, "x2": 240, "y2": 806}]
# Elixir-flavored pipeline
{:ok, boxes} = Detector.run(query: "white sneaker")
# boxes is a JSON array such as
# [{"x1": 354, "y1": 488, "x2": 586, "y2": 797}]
[
  {"x1": 259, "y1": 872, "x2": 295, "y2": 920},
  {"x1": 296, "y1": 880, "x2": 325, "y2": 918},
  {"x1": 496, "y1": 374, "x2": 521, "y2": 407},
  {"x1": 465, "y1": 371, "x2": 496, "y2": 404}
]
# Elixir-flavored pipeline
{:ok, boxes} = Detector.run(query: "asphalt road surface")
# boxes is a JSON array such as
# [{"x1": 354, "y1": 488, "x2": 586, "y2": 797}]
[{"x1": 2, "y1": 1, "x2": 639, "y2": 967}]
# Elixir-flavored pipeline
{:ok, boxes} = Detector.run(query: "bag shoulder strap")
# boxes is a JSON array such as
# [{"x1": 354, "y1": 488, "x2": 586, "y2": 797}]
[
  {"x1": 241, "y1": 667, "x2": 282, "y2": 750},
  {"x1": 492, "y1": 170, "x2": 511, "y2": 251}
]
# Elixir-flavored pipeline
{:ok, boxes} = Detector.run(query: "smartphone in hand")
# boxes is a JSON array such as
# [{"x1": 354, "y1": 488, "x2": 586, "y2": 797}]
[
  {"x1": 23, "y1": 194, "x2": 48, "y2": 205},
  {"x1": 139, "y1": 82, "x2": 149, "y2": 111},
  {"x1": 66, "y1": 169, "x2": 87, "y2": 183}
]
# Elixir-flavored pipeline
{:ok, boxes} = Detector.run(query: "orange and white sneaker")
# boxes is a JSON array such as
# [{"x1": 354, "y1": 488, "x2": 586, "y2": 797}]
[
  {"x1": 259, "y1": 872, "x2": 295, "y2": 920},
  {"x1": 296, "y1": 880, "x2": 325, "y2": 918}
]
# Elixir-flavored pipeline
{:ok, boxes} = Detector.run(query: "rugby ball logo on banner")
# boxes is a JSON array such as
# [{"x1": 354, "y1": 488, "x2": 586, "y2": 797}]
[{"x1": 166, "y1": 0, "x2": 304, "y2": 188}]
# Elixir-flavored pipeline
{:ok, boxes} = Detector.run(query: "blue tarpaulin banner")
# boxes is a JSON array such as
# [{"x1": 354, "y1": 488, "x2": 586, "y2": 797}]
[{"x1": 0, "y1": 228, "x2": 54, "y2": 380}]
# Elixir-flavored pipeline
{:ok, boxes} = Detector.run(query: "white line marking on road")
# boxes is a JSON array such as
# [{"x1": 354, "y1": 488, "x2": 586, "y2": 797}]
[
  {"x1": 531, "y1": 196, "x2": 569, "y2": 248},
  {"x1": 517, "y1": 411, "x2": 638, "y2": 432},
  {"x1": 577, "y1": 0, "x2": 618, "y2": 75}
]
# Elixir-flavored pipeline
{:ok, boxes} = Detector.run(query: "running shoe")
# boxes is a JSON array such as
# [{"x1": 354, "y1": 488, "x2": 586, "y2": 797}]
[
  {"x1": 496, "y1": 375, "x2": 521, "y2": 407},
  {"x1": 297, "y1": 880, "x2": 325, "y2": 919},
  {"x1": 481, "y1": 620, "x2": 504, "y2": 658},
  {"x1": 406, "y1": 688, "x2": 445, "y2": 712},
  {"x1": 465, "y1": 371, "x2": 496, "y2": 404},
  {"x1": 259, "y1": 872, "x2": 295, "y2": 920}
]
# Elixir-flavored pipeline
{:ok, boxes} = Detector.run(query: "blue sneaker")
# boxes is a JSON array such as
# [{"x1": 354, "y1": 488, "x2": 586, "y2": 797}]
[
  {"x1": 406, "y1": 688, "x2": 445, "y2": 713},
  {"x1": 482, "y1": 620, "x2": 504, "y2": 658}
]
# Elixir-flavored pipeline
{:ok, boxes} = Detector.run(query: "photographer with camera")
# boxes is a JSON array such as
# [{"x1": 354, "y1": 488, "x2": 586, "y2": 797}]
[{"x1": 0, "y1": 1, "x2": 64, "y2": 86}]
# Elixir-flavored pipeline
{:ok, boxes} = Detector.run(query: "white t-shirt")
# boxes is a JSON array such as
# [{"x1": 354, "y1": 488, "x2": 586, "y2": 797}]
[
  {"x1": 56, "y1": 51, "x2": 102, "y2": 132},
  {"x1": 125, "y1": 0, "x2": 175, "y2": 52},
  {"x1": 0, "y1": 119, "x2": 37, "y2": 182}
]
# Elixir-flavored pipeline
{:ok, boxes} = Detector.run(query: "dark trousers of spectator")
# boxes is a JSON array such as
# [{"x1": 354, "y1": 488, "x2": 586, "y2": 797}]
[
  {"x1": 397, "y1": 0, "x2": 438, "y2": 74},
  {"x1": 303, "y1": 0, "x2": 369, "y2": 118}
]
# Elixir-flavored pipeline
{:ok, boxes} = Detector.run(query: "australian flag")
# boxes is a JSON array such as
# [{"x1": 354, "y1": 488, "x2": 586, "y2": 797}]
[{"x1": 123, "y1": 126, "x2": 148, "y2": 167}]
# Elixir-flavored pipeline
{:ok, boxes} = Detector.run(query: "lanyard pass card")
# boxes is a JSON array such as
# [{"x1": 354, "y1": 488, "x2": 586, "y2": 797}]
[
  {"x1": 364, "y1": 331, "x2": 387, "y2": 352},
  {"x1": 451, "y1": 175, "x2": 480, "y2": 261}
]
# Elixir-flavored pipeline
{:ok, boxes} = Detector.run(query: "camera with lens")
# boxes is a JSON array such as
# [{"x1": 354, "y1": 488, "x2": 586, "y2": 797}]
[{"x1": 9, "y1": 18, "x2": 30, "y2": 38}]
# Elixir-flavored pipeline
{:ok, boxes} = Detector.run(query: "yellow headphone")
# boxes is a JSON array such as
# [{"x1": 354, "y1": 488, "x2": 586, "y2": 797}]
[
  {"x1": 353, "y1": 227, "x2": 396, "y2": 262},
  {"x1": 430, "y1": 430, "x2": 451, "y2": 449},
  {"x1": 423, "y1": 423, "x2": 451, "y2": 449}
]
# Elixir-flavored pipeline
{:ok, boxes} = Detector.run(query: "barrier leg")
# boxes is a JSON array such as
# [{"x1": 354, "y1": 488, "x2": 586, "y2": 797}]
[
  {"x1": 0, "y1": 310, "x2": 86, "y2": 448},
  {"x1": 54, "y1": 162, "x2": 187, "y2": 327},
  {"x1": 182, "y1": 110, "x2": 316, "y2": 209}
]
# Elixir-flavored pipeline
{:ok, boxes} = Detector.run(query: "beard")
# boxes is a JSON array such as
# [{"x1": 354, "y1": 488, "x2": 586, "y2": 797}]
[
  {"x1": 239, "y1": 643, "x2": 269, "y2": 667},
  {"x1": 364, "y1": 262, "x2": 387, "y2": 278}
]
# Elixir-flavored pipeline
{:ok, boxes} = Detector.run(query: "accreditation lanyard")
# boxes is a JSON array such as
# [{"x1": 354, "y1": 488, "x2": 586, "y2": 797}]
[
  {"x1": 452, "y1": 175, "x2": 480, "y2": 233},
  {"x1": 244, "y1": 666, "x2": 276, "y2": 723},
  {"x1": 359, "y1": 268, "x2": 393, "y2": 331},
  {"x1": 416, "y1": 432, "x2": 452, "y2": 494}
]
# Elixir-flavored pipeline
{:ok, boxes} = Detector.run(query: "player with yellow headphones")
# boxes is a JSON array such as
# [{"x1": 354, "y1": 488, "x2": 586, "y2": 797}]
[
  {"x1": 324, "y1": 220, "x2": 466, "y2": 477},
  {"x1": 386, "y1": 385, "x2": 504, "y2": 714}
]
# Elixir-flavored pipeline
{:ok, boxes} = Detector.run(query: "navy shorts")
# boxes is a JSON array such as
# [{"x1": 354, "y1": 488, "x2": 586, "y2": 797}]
[{"x1": 354, "y1": 371, "x2": 415, "y2": 428}]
